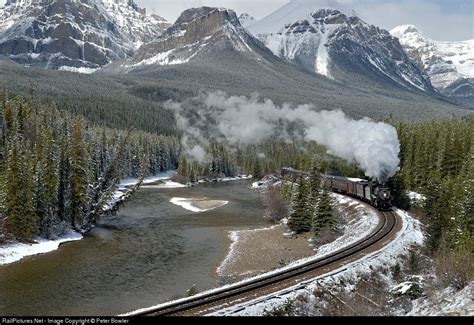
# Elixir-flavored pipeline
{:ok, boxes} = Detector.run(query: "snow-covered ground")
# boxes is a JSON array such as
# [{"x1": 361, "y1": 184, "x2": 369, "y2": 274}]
[
  {"x1": 204, "y1": 175, "x2": 252, "y2": 183},
  {"x1": 208, "y1": 208, "x2": 424, "y2": 316},
  {"x1": 59, "y1": 66, "x2": 100, "y2": 74},
  {"x1": 408, "y1": 191, "x2": 426, "y2": 206},
  {"x1": 408, "y1": 282, "x2": 473, "y2": 316},
  {"x1": 140, "y1": 180, "x2": 188, "y2": 189},
  {"x1": 0, "y1": 231, "x2": 83, "y2": 265},
  {"x1": 251, "y1": 175, "x2": 281, "y2": 189},
  {"x1": 104, "y1": 170, "x2": 177, "y2": 211}
]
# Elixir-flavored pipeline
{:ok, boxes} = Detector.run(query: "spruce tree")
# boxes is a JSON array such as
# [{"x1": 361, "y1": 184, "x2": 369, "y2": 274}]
[
  {"x1": 313, "y1": 183, "x2": 334, "y2": 236},
  {"x1": 288, "y1": 175, "x2": 312, "y2": 233}
]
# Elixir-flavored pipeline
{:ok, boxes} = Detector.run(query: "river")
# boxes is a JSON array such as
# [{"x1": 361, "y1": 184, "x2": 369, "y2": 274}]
[{"x1": 0, "y1": 180, "x2": 266, "y2": 316}]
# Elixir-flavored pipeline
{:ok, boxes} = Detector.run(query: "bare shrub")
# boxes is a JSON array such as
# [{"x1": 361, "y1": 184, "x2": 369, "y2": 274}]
[
  {"x1": 434, "y1": 247, "x2": 473, "y2": 290},
  {"x1": 309, "y1": 269, "x2": 410, "y2": 316},
  {"x1": 264, "y1": 186, "x2": 289, "y2": 223},
  {"x1": 171, "y1": 174, "x2": 189, "y2": 185}
]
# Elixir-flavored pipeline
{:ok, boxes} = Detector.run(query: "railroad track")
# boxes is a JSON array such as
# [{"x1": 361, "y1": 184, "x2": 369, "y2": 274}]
[{"x1": 129, "y1": 209, "x2": 398, "y2": 316}]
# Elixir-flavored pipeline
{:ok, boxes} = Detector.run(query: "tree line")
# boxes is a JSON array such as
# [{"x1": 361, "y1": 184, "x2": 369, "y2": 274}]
[
  {"x1": 395, "y1": 116, "x2": 473, "y2": 253},
  {"x1": 0, "y1": 93, "x2": 179, "y2": 242}
]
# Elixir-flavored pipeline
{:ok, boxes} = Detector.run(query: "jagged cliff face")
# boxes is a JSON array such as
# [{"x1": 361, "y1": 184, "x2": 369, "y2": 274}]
[
  {"x1": 101, "y1": 0, "x2": 170, "y2": 48},
  {"x1": 391, "y1": 25, "x2": 474, "y2": 99},
  {"x1": 250, "y1": 8, "x2": 433, "y2": 92},
  {"x1": 0, "y1": 0, "x2": 169, "y2": 71},
  {"x1": 126, "y1": 7, "x2": 266, "y2": 67}
]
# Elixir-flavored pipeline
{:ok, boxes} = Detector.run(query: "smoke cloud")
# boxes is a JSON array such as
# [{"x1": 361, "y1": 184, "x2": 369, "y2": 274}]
[{"x1": 165, "y1": 91, "x2": 400, "y2": 182}]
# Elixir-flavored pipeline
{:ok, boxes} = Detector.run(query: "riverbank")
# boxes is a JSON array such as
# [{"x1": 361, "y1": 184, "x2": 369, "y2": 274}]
[
  {"x1": 104, "y1": 170, "x2": 177, "y2": 211},
  {"x1": 0, "y1": 171, "x2": 177, "y2": 266}
]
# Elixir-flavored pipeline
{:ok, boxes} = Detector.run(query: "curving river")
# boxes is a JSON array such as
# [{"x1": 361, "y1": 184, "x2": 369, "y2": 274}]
[{"x1": 0, "y1": 180, "x2": 266, "y2": 316}]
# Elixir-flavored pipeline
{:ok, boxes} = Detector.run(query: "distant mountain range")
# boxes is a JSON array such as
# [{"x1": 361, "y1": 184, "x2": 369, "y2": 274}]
[
  {"x1": 247, "y1": 6, "x2": 433, "y2": 93},
  {"x1": 0, "y1": 0, "x2": 473, "y2": 111}
]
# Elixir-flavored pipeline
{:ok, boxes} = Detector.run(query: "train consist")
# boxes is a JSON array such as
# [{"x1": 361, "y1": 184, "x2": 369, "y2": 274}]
[
  {"x1": 280, "y1": 168, "x2": 394, "y2": 211},
  {"x1": 322, "y1": 175, "x2": 393, "y2": 211}
]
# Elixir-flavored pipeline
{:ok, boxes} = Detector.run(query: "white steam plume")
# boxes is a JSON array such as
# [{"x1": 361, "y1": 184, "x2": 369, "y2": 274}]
[{"x1": 165, "y1": 91, "x2": 400, "y2": 183}]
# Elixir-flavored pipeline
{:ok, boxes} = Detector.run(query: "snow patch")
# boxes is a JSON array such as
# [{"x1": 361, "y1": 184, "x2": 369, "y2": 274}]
[
  {"x1": 170, "y1": 197, "x2": 229, "y2": 213},
  {"x1": 315, "y1": 26, "x2": 333, "y2": 79},
  {"x1": 0, "y1": 231, "x2": 83, "y2": 265},
  {"x1": 408, "y1": 191, "x2": 426, "y2": 205},
  {"x1": 104, "y1": 170, "x2": 177, "y2": 211},
  {"x1": 141, "y1": 180, "x2": 188, "y2": 189},
  {"x1": 59, "y1": 66, "x2": 100, "y2": 74}
]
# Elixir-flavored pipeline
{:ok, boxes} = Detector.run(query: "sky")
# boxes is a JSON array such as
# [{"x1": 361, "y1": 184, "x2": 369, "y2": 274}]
[
  {"x1": 135, "y1": 0, "x2": 473, "y2": 41},
  {"x1": 0, "y1": 0, "x2": 472, "y2": 40}
]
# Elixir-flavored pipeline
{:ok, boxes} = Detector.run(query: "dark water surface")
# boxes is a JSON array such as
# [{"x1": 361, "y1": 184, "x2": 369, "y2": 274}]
[{"x1": 0, "y1": 180, "x2": 266, "y2": 316}]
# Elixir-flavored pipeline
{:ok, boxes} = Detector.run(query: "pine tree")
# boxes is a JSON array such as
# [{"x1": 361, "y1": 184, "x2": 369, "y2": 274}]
[{"x1": 288, "y1": 176, "x2": 312, "y2": 233}]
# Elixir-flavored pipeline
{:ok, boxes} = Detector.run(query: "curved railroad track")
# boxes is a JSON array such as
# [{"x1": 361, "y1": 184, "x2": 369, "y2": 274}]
[{"x1": 129, "y1": 208, "x2": 399, "y2": 316}]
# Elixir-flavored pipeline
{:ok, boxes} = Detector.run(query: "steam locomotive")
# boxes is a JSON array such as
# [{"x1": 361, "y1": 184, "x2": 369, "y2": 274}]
[{"x1": 322, "y1": 175, "x2": 393, "y2": 211}]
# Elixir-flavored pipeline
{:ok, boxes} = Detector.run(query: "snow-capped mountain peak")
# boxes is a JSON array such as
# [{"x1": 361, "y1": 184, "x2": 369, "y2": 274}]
[
  {"x1": 391, "y1": 24, "x2": 474, "y2": 98},
  {"x1": 390, "y1": 24, "x2": 421, "y2": 37},
  {"x1": 101, "y1": 0, "x2": 170, "y2": 48},
  {"x1": 0, "y1": 0, "x2": 170, "y2": 70},
  {"x1": 126, "y1": 7, "x2": 265, "y2": 68},
  {"x1": 250, "y1": 8, "x2": 433, "y2": 92}
]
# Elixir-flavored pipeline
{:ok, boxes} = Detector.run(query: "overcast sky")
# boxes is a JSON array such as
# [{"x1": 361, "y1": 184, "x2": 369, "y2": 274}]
[
  {"x1": 136, "y1": 0, "x2": 473, "y2": 41},
  {"x1": 1, "y1": 0, "x2": 472, "y2": 40}
]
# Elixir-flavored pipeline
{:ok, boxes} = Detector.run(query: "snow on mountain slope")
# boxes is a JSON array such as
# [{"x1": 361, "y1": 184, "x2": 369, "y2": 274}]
[
  {"x1": 101, "y1": 0, "x2": 170, "y2": 48},
  {"x1": 0, "y1": 0, "x2": 169, "y2": 70},
  {"x1": 250, "y1": 7, "x2": 433, "y2": 92},
  {"x1": 391, "y1": 25, "x2": 474, "y2": 99},
  {"x1": 125, "y1": 7, "x2": 267, "y2": 68},
  {"x1": 238, "y1": 13, "x2": 256, "y2": 28}
]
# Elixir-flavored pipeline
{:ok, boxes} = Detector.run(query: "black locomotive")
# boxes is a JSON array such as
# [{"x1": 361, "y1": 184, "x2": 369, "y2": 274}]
[{"x1": 322, "y1": 175, "x2": 393, "y2": 211}]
